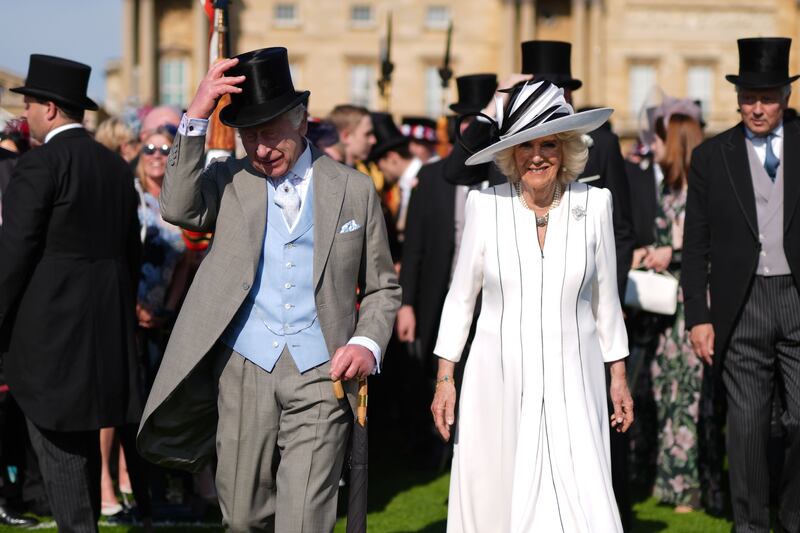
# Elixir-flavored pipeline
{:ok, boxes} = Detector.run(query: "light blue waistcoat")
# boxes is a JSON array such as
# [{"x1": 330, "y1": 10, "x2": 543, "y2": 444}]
[{"x1": 222, "y1": 178, "x2": 329, "y2": 373}]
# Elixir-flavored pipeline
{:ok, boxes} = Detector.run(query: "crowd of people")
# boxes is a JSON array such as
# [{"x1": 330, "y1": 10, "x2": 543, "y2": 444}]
[{"x1": 0, "y1": 35, "x2": 797, "y2": 533}]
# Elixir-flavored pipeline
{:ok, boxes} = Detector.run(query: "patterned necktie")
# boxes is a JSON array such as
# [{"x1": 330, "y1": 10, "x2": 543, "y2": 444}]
[
  {"x1": 764, "y1": 134, "x2": 779, "y2": 182},
  {"x1": 274, "y1": 175, "x2": 301, "y2": 228}
]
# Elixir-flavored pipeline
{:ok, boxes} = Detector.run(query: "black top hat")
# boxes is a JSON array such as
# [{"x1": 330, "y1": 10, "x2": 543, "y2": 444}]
[
  {"x1": 725, "y1": 37, "x2": 799, "y2": 89},
  {"x1": 520, "y1": 41, "x2": 583, "y2": 91},
  {"x1": 11, "y1": 54, "x2": 98, "y2": 111},
  {"x1": 369, "y1": 112, "x2": 408, "y2": 160},
  {"x1": 219, "y1": 47, "x2": 310, "y2": 128},
  {"x1": 401, "y1": 116, "x2": 438, "y2": 143},
  {"x1": 450, "y1": 74, "x2": 498, "y2": 114}
]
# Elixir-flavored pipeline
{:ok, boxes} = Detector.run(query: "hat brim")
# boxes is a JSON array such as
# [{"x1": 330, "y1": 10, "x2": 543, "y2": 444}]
[
  {"x1": 552, "y1": 78, "x2": 583, "y2": 91},
  {"x1": 725, "y1": 74, "x2": 800, "y2": 89},
  {"x1": 449, "y1": 103, "x2": 486, "y2": 114},
  {"x1": 10, "y1": 86, "x2": 98, "y2": 111},
  {"x1": 369, "y1": 138, "x2": 408, "y2": 161},
  {"x1": 526, "y1": 76, "x2": 583, "y2": 91},
  {"x1": 465, "y1": 108, "x2": 613, "y2": 166},
  {"x1": 219, "y1": 90, "x2": 310, "y2": 128}
]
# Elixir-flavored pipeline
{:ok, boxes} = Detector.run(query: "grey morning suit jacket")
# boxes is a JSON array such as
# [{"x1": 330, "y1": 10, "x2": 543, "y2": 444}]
[{"x1": 137, "y1": 134, "x2": 401, "y2": 471}]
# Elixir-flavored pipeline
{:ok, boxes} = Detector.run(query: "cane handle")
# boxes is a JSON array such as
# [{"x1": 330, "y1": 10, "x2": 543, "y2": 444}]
[{"x1": 332, "y1": 380, "x2": 345, "y2": 400}]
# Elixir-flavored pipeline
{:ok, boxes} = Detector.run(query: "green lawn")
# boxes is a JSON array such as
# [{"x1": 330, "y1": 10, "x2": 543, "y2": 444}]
[{"x1": 0, "y1": 470, "x2": 736, "y2": 532}]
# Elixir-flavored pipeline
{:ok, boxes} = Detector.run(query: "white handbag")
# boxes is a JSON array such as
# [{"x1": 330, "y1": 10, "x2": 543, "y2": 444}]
[{"x1": 624, "y1": 269, "x2": 679, "y2": 316}]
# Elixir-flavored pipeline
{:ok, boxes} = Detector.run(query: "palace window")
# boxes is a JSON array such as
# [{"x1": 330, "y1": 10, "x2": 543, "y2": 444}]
[
  {"x1": 425, "y1": 66, "x2": 443, "y2": 118},
  {"x1": 274, "y1": 4, "x2": 299, "y2": 26},
  {"x1": 350, "y1": 63, "x2": 374, "y2": 108},
  {"x1": 687, "y1": 64, "x2": 713, "y2": 120},
  {"x1": 426, "y1": 6, "x2": 450, "y2": 29},
  {"x1": 628, "y1": 63, "x2": 657, "y2": 118},
  {"x1": 351, "y1": 5, "x2": 374, "y2": 27},
  {"x1": 159, "y1": 57, "x2": 189, "y2": 107}
]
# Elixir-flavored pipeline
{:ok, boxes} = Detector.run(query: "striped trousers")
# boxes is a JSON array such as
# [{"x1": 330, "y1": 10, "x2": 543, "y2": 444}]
[
  {"x1": 723, "y1": 275, "x2": 800, "y2": 533},
  {"x1": 26, "y1": 420, "x2": 100, "y2": 533}
]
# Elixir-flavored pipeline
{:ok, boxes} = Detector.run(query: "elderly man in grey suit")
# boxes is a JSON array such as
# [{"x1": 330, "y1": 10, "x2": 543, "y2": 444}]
[{"x1": 137, "y1": 47, "x2": 400, "y2": 532}]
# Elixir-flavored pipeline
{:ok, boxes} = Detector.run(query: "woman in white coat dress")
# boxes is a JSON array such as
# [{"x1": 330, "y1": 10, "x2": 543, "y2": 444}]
[{"x1": 431, "y1": 80, "x2": 634, "y2": 533}]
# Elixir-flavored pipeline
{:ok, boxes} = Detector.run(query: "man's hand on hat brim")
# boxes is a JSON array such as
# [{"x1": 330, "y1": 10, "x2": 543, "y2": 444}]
[{"x1": 186, "y1": 58, "x2": 246, "y2": 121}]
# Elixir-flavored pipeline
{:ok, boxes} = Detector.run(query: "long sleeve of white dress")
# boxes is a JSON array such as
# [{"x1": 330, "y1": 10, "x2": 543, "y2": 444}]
[
  {"x1": 433, "y1": 190, "x2": 485, "y2": 362},
  {"x1": 592, "y1": 188, "x2": 629, "y2": 362}
]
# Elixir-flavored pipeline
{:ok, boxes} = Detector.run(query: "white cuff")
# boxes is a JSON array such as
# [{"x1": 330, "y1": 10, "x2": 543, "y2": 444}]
[
  {"x1": 347, "y1": 336, "x2": 382, "y2": 374},
  {"x1": 178, "y1": 113, "x2": 210, "y2": 136}
]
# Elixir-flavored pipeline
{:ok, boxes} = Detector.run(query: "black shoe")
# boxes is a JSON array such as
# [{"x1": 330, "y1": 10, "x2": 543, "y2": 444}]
[{"x1": 0, "y1": 505, "x2": 38, "y2": 527}]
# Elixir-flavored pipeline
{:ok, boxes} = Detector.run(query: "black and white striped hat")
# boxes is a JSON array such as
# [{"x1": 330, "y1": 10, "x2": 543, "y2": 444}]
[{"x1": 464, "y1": 80, "x2": 612, "y2": 166}]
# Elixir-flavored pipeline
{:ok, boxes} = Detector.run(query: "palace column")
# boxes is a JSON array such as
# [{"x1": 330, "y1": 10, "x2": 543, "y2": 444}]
[{"x1": 138, "y1": 0, "x2": 156, "y2": 105}]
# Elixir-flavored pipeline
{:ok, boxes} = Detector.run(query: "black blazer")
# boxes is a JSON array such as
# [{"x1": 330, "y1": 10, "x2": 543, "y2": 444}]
[
  {"x1": 682, "y1": 121, "x2": 800, "y2": 364},
  {"x1": 0, "y1": 128, "x2": 143, "y2": 431},
  {"x1": 399, "y1": 159, "x2": 457, "y2": 357},
  {"x1": 625, "y1": 159, "x2": 659, "y2": 247},
  {"x1": 443, "y1": 120, "x2": 635, "y2": 299},
  {"x1": 0, "y1": 147, "x2": 16, "y2": 196}
]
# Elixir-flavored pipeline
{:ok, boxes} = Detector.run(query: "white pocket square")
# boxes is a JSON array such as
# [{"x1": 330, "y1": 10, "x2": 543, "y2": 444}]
[
  {"x1": 339, "y1": 220, "x2": 361, "y2": 233},
  {"x1": 578, "y1": 174, "x2": 601, "y2": 183}
]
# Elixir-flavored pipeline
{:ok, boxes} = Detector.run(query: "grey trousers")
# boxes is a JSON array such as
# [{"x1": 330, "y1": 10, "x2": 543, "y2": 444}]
[
  {"x1": 215, "y1": 346, "x2": 351, "y2": 533},
  {"x1": 26, "y1": 420, "x2": 100, "y2": 533},
  {"x1": 723, "y1": 276, "x2": 800, "y2": 533}
]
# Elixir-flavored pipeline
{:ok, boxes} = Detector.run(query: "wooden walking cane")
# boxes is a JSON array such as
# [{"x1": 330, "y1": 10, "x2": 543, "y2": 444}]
[
  {"x1": 332, "y1": 379, "x2": 368, "y2": 426},
  {"x1": 333, "y1": 378, "x2": 369, "y2": 533}
]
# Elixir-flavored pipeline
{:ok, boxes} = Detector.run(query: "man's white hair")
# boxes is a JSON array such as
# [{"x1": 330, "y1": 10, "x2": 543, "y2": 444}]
[{"x1": 283, "y1": 103, "x2": 307, "y2": 129}]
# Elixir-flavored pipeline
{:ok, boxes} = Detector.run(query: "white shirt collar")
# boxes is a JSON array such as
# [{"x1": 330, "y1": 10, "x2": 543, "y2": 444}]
[
  {"x1": 44, "y1": 123, "x2": 84, "y2": 144},
  {"x1": 744, "y1": 122, "x2": 783, "y2": 140}
]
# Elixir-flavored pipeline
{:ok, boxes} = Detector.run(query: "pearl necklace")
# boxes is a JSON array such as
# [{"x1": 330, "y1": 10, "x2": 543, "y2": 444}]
[{"x1": 515, "y1": 181, "x2": 562, "y2": 227}]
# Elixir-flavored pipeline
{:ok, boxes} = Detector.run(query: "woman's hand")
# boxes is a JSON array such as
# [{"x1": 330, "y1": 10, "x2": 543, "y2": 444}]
[
  {"x1": 431, "y1": 358, "x2": 458, "y2": 441},
  {"x1": 642, "y1": 246, "x2": 672, "y2": 272},
  {"x1": 431, "y1": 379, "x2": 457, "y2": 442},
  {"x1": 608, "y1": 360, "x2": 634, "y2": 433}
]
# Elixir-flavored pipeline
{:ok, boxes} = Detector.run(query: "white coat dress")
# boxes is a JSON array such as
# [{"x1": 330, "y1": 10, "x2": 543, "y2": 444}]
[{"x1": 434, "y1": 181, "x2": 628, "y2": 533}]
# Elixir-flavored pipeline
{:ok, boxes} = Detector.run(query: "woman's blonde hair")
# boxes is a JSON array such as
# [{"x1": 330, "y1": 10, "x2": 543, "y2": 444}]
[
  {"x1": 493, "y1": 130, "x2": 589, "y2": 185},
  {"x1": 95, "y1": 117, "x2": 137, "y2": 154}
]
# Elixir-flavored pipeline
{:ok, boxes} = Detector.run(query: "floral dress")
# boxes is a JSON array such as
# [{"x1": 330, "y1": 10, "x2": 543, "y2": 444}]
[{"x1": 650, "y1": 185, "x2": 705, "y2": 507}]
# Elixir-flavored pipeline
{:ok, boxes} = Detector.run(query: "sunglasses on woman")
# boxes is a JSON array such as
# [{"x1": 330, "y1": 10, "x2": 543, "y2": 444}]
[{"x1": 142, "y1": 143, "x2": 170, "y2": 156}]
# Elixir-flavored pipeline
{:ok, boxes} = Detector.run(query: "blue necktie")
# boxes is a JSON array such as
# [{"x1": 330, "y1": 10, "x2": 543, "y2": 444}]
[{"x1": 764, "y1": 134, "x2": 779, "y2": 182}]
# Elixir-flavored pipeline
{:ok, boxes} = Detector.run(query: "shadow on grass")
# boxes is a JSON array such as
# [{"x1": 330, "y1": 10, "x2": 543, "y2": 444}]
[
  {"x1": 393, "y1": 518, "x2": 447, "y2": 533},
  {"x1": 631, "y1": 518, "x2": 670, "y2": 533}
]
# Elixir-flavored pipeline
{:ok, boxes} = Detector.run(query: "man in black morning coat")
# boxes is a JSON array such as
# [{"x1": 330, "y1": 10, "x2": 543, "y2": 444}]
[
  {"x1": 683, "y1": 38, "x2": 800, "y2": 533},
  {"x1": 0, "y1": 55, "x2": 142, "y2": 532},
  {"x1": 396, "y1": 74, "x2": 497, "y2": 364},
  {"x1": 395, "y1": 73, "x2": 497, "y2": 464}
]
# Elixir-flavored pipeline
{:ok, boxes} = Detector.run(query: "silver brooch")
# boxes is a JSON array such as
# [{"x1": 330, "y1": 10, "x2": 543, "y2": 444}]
[{"x1": 572, "y1": 206, "x2": 586, "y2": 220}]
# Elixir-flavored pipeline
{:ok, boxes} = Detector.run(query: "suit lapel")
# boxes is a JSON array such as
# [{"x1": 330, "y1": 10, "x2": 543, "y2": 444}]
[
  {"x1": 312, "y1": 148, "x2": 347, "y2": 287},
  {"x1": 721, "y1": 125, "x2": 758, "y2": 238},
  {"x1": 232, "y1": 164, "x2": 268, "y2": 272},
  {"x1": 784, "y1": 120, "x2": 800, "y2": 231}
]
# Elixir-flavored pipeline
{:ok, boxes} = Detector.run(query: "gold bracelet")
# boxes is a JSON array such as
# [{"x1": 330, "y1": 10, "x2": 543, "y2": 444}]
[{"x1": 436, "y1": 375, "x2": 454, "y2": 388}]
